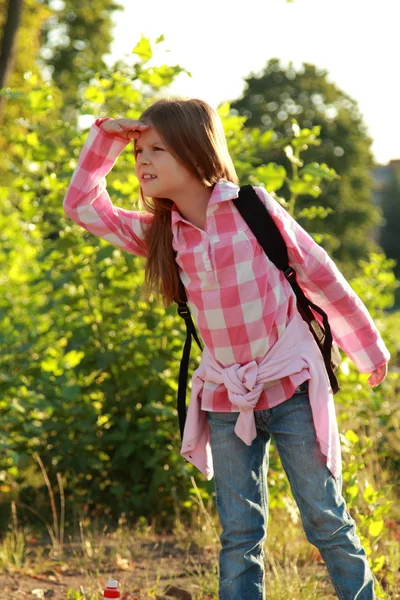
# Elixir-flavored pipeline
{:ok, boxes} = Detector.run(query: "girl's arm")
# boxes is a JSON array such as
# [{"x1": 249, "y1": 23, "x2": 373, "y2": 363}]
[
  {"x1": 63, "y1": 118, "x2": 152, "y2": 257},
  {"x1": 254, "y1": 186, "x2": 390, "y2": 374}
]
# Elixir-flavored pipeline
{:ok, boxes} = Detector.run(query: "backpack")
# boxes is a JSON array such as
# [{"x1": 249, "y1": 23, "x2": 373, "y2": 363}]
[{"x1": 175, "y1": 184, "x2": 341, "y2": 440}]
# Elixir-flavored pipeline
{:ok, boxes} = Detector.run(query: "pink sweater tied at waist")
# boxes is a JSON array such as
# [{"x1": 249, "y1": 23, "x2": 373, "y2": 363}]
[{"x1": 180, "y1": 311, "x2": 342, "y2": 481}]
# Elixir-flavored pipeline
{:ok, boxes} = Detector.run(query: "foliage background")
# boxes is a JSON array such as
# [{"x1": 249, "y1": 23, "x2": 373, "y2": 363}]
[{"x1": 0, "y1": 1, "x2": 399, "y2": 593}]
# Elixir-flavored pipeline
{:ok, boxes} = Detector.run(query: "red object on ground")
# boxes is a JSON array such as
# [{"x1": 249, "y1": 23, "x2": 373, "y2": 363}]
[{"x1": 103, "y1": 579, "x2": 120, "y2": 599}]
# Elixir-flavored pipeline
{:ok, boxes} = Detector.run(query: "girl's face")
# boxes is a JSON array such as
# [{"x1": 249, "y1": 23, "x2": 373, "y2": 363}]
[{"x1": 134, "y1": 125, "x2": 198, "y2": 201}]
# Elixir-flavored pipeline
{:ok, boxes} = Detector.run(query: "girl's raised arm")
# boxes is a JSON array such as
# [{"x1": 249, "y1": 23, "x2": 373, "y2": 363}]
[{"x1": 63, "y1": 118, "x2": 152, "y2": 258}]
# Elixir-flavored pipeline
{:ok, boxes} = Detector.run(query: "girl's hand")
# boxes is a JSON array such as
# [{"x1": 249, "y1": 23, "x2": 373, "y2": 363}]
[
  {"x1": 368, "y1": 363, "x2": 388, "y2": 387},
  {"x1": 98, "y1": 118, "x2": 150, "y2": 141}
]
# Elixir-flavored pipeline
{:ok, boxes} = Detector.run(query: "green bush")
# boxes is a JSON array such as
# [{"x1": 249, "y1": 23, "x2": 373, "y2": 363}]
[{"x1": 0, "y1": 38, "x2": 398, "y2": 540}]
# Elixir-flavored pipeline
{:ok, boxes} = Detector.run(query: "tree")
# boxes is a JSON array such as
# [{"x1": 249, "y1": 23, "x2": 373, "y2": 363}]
[
  {"x1": 231, "y1": 59, "x2": 381, "y2": 274},
  {"x1": 0, "y1": 0, "x2": 54, "y2": 177},
  {"x1": 39, "y1": 0, "x2": 122, "y2": 116},
  {"x1": 0, "y1": 0, "x2": 23, "y2": 119},
  {"x1": 379, "y1": 164, "x2": 400, "y2": 306}
]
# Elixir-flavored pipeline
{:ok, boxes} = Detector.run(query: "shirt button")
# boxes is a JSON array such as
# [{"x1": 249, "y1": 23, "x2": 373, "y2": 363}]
[{"x1": 203, "y1": 252, "x2": 212, "y2": 271}]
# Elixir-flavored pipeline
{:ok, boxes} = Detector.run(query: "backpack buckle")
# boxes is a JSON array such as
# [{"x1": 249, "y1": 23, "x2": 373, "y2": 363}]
[
  {"x1": 284, "y1": 267, "x2": 296, "y2": 282},
  {"x1": 177, "y1": 304, "x2": 191, "y2": 320}
]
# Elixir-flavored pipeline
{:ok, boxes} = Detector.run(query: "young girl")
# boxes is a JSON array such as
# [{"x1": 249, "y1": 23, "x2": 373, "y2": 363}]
[{"x1": 63, "y1": 97, "x2": 389, "y2": 600}]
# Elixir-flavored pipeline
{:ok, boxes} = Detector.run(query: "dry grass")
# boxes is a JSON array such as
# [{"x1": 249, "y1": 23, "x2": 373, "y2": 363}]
[
  {"x1": 0, "y1": 469, "x2": 399, "y2": 599},
  {"x1": 0, "y1": 499, "x2": 398, "y2": 598}
]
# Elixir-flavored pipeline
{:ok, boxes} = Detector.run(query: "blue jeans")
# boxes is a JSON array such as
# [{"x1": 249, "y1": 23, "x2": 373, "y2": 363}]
[{"x1": 207, "y1": 383, "x2": 376, "y2": 600}]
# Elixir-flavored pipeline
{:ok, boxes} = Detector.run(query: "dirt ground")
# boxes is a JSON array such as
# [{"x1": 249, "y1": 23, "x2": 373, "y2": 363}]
[
  {"x1": 0, "y1": 534, "x2": 218, "y2": 600},
  {"x1": 1, "y1": 532, "x2": 391, "y2": 599}
]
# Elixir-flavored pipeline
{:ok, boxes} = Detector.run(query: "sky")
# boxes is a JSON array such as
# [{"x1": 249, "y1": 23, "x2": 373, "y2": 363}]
[{"x1": 105, "y1": 0, "x2": 399, "y2": 165}]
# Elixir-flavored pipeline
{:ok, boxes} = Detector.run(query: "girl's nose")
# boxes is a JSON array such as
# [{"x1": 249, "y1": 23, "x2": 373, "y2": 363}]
[{"x1": 138, "y1": 153, "x2": 150, "y2": 165}]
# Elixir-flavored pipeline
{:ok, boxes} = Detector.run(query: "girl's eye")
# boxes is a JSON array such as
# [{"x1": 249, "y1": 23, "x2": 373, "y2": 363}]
[{"x1": 135, "y1": 147, "x2": 163, "y2": 154}]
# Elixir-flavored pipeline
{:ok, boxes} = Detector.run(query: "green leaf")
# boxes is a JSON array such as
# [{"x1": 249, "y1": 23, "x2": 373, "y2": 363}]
[
  {"x1": 289, "y1": 177, "x2": 322, "y2": 198},
  {"x1": 26, "y1": 132, "x2": 40, "y2": 147},
  {"x1": 40, "y1": 357, "x2": 64, "y2": 375},
  {"x1": 346, "y1": 484, "x2": 359, "y2": 500},
  {"x1": 26, "y1": 88, "x2": 54, "y2": 112},
  {"x1": 368, "y1": 519, "x2": 384, "y2": 537},
  {"x1": 345, "y1": 430, "x2": 360, "y2": 444},
  {"x1": 61, "y1": 350, "x2": 85, "y2": 369},
  {"x1": 83, "y1": 86, "x2": 106, "y2": 104},
  {"x1": 251, "y1": 163, "x2": 286, "y2": 192},
  {"x1": 218, "y1": 102, "x2": 231, "y2": 118},
  {"x1": 299, "y1": 162, "x2": 339, "y2": 182},
  {"x1": 291, "y1": 126, "x2": 321, "y2": 150},
  {"x1": 297, "y1": 206, "x2": 333, "y2": 221},
  {"x1": 259, "y1": 130, "x2": 274, "y2": 149},
  {"x1": 371, "y1": 555, "x2": 385, "y2": 572},
  {"x1": 139, "y1": 69, "x2": 163, "y2": 87},
  {"x1": 363, "y1": 483, "x2": 378, "y2": 504},
  {"x1": 96, "y1": 245, "x2": 115, "y2": 262},
  {"x1": 132, "y1": 35, "x2": 153, "y2": 63}
]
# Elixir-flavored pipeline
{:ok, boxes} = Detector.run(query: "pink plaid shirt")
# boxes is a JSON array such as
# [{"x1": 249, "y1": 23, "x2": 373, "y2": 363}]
[{"x1": 63, "y1": 121, "x2": 390, "y2": 480}]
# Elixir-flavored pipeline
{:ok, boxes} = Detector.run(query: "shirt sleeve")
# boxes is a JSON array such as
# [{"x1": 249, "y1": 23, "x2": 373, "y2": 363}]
[
  {"x1": 63, "y1": 119, "x2": 152, "y2": 257},
  {"x1": 254, "y1": 186, "x2": 390, "y2": 373}
]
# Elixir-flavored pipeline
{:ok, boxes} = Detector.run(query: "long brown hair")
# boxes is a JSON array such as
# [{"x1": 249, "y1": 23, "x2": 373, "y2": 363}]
[{"x1": 136, "y1": 97, "x2": 239, "y2": 306}]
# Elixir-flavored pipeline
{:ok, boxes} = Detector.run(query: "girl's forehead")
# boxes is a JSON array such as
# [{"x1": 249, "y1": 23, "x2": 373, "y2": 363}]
[{"x1": 137, "y1": 126, "x2": 164, "y2": 145}]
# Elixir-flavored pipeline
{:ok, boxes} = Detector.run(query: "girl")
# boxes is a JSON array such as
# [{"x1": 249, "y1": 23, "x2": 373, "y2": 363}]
[{"x1": 63, "y1": 98, "x2": 389, "y2": 600}]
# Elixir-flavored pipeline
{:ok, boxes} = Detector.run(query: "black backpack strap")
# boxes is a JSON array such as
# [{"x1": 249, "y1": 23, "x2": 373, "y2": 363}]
[
  {"x1": 233, "y1": 185, "x2": 339, "y2": 394},
  {"x1": 175, "y1": 277, "x2": 203, "y2": 441}
]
